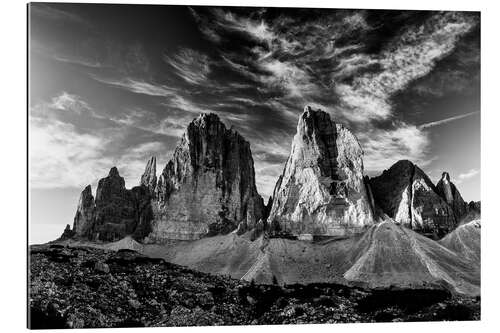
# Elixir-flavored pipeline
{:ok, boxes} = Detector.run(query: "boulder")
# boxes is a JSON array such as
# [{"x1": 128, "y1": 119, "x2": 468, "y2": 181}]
[
  {"x1": 268, "y1": 106, "x2": 374, "y2": 236},
  {"x1": 369, "y1": 160, "x2": 456, "y2": 236},
  {"x1": 148, "y1": 113, "x2": 264, "y2": 241}
]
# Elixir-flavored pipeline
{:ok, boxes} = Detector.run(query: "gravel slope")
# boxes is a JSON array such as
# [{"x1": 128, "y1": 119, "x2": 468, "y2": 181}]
[{"x1": 85, "y1": 221, "x2": 481, "y2": 296}]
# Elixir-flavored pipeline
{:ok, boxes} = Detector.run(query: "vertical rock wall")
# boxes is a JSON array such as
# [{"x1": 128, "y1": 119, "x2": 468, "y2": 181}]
[{"x1": 268, "y1": 106, "x2": 374, "y2": 236}]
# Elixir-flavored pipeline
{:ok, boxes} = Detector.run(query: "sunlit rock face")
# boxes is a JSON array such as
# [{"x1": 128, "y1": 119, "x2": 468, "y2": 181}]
[
  {"x1": 435, "y1": 172, "x2": 468, "y2": 221},
  {"x1": 72, "y1": 185, "x2": 95, "y2": 236},
  {"x1": 268, "y1": 106, "x2": 374, "y2": 237},
  {"x1": 140, "y1": 156, "x2": 157, "y2": 195},
  {"x1": 370, "y1": 160, "x2": 456, "y2": 236},
  {"x1": 147, "y1": 113, "x2": 264, "y2": 241}
]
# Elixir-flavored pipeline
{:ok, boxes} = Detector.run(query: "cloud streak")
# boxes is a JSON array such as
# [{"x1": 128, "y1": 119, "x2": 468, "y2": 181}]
[
  {"x1": 456, "y1": 168, "x2": 480, "y2": 184},
  {"x1": 419, "y1": 111, "x2": 479, "y2": 129},
  {"x1": 164, "y1": 48, "x2": 211, "y2": 85}
]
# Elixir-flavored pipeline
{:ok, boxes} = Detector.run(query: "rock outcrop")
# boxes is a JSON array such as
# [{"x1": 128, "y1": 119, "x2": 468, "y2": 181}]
[
  {"x1": 435, "y1": 172, "x2": 467, "y2": 221},
  {"x1": 140, "y1": 156, "x2": 157, "y2": 195},
  {"x1": 148, "y1": 113, "x2": 264, "y2": 241},
  {"x1": 62, "y1": 113, "x2": 265, "y2": 242},
  {"x1": 459, "y1": 201, "x2": 481, "y2": 225},
  {"x1": 268, "y1": 106, "x2": 374, "y2": 236},
  {"x1": 59, "y1": 224, "x2": 75, "y2": 240},
  {"x1": 72, "y1": 185, "x2": 95, "y2": 236},
  {"x1": 369, "y1": 160, "x2": 456, "y2": 236},
  {"x1": 62, "y1": 164, "x2": 155, "y2": 242},
  {"x1": 468, "y1": 201, "x2": 481, "y2": 213},
  {"x1": 90, "y1": 167, "x2": 139, "y2": 241}
]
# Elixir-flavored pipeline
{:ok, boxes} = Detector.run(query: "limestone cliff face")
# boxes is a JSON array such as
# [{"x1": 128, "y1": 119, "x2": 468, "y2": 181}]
[
  {"x1": 268, "y1": 106, "x2": 374, "y2": 236},
  {"x1": 369, "y1": 160, "x2": 456, "y2": 236},
  {"x1": 435, "y1": 172, "x2": 467, "y2": 221},
  {"x1": 64, "y1": 166, "x2": 154, "y2": 242},
  {"x1": 148, "y1": 113, "x2": 264, "y2": 241},
  {"x1": 140, "y1": 156, "x2": 157, "y2": 195},
  {"x1": 62, "y1": 114, "x2": 264, "y2": 242},
  {"x1": 72, "y1": 185, "x2": 95, "y2": 236}
]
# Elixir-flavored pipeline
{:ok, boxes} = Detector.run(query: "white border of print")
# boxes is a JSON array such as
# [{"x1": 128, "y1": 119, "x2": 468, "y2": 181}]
[{"x1": 2, "y1": 0, "x2": 498, "y2": 332}]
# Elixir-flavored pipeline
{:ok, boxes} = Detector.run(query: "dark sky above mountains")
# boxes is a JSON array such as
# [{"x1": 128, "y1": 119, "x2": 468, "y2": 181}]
[{"x1": 29, "y1": 3, "x2": 480, "y2": 243}]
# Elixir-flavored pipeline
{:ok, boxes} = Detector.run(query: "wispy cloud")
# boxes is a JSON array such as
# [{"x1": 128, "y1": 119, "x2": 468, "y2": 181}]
[
  {"x1": 29, "y1": 116, "x2": 112, "y2": 189},
  {"x1": 53, "y1": 54, "x2": 103, "y2": 68},
  {"x1": 163, "y1": 48, "x2": 211, "y2": 85},
  {"x1": 30, "y1": 3, "x2": 89, "y2": 26},
  {"x1": 49, "y1": 92, "x2": 94, "y2": 115},
  {"x1": 92, "y1": 76, "x2": 177, "y2": 97},
  {"x1": 212, "y1": 9, "x2": 277, "y2": 43},
  {"x1": 419, "y1": 111, "x2": 479, "y2": 129},
  {"x1": 359, "y1": 124, "x2": 433, "y2": 173},
  {"x1": 455, "y1": 168, "x2": 480, "y2": 184},
  {"x1": 29, "y1": 94, "x2": 175, "y2": 189},
  {"x1": 335, "y1": 12, "x2": 476, "y2": 122}
]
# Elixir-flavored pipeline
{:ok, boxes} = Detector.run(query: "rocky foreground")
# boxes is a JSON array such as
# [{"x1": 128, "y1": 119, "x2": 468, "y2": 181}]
[{"x1": 29, "y1": 244, "x2": 479, "y2": 329}]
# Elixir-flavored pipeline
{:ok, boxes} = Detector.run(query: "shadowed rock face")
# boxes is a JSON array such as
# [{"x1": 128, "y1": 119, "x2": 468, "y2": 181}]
[
  {"x1": 435, "y1": 172, "x2": 467, "y2": 221},
  {"x1": 268, "y1": 106, "x2": 374, "y2": 236},
  {"x1": 63, "y1": 166, "x2": 155, "y2": 242},
  {"x1": 91, "y1": 167, "x2": 139, "y2": 241},
  {"x1": 369, "y1": 161, "x2": 456, "y2": 236},
  {"x1": 149, "y1": 113, "x2": 264, "y2": 241}
]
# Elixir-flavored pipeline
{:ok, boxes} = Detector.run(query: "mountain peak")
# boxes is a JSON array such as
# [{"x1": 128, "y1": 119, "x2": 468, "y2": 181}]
[
  {"x1": 140, "y1": 156, "x2": 157, "y2": 194},
  {"x1": 193, "y1": 113, "x2": 222, "y2": 127},
  {"x1": 441, "y1": 171, "x2": 451, "y2": 182},
  {"x1": 108, "y1": 166, "x2": 120, "y2": 177},
  {"x1": 269, "y1": 106, "x2": 373, "y2": 236},
  {"x1": 436, "y1": 171, "x2": 467, "y2": 221}
]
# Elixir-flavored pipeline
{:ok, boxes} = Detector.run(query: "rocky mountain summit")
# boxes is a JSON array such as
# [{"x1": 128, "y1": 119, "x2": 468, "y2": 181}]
[
  {"x1": 150, "y1": 113, "x2": 264, "y2": 241},
  {"x1": 268, "y1": 106, "x2": 374, "y2": 237},
  {"x1": 435, "y1": 172, "x2": 468, "y2": 221},
  {"x1": 368, "y1": 161, "x2": 478, "y2": 237},
  {"x1": 62, "y1": 167, "x2": 155, "y2": 242},
  {"x1": 368, "y1": 160, "x2": 456, "y2": 237},
  {"x1": 62, "y1": 113, "x2": 264, "y2": 242},
  {"x1": 61, "y1": 107, "x2": 479, "y2": 243}
]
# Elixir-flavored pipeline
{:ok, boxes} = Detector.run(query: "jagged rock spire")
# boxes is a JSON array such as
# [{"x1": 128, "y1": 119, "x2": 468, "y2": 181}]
[
  {"x1": 72, "y1": 184, "x2": 95, "y2": 236},
  {"x1": 268, "y1": 106, "x2": 374, "y2": 236},
  {"x1": 435, "y1": 171, "x2": 467, "y2": 220},
  {"x1": 108, "y1": 166, "x2": 120, "y2": 177},
  {"x1": 140, "y1": 156, "x2": 157, "y2": 194}
]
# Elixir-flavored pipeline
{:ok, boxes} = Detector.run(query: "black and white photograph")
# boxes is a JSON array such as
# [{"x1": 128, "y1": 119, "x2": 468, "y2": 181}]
[{"x1": 27, "y1": 2, "x2": 482, "y2": 329}]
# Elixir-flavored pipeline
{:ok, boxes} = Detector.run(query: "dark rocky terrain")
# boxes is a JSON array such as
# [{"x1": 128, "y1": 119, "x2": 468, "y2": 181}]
[{"x1": 29, "y1": 244, "x2": 479, "y2": 329}]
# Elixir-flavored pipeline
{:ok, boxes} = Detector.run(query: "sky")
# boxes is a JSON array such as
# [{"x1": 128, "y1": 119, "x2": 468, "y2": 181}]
[{"x1": 29, "y1": 4, "x2": 480, "y2": 244}]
